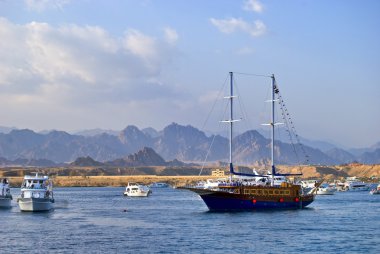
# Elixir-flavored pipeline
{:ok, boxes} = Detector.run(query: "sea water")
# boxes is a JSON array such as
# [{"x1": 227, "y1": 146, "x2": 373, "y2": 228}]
[{"x1": 1, "y1": 187, "x2": 379, "y2": 253}]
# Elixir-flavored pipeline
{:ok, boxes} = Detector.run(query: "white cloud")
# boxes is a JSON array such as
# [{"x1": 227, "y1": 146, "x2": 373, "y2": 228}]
[
  {"x1": 124, "y1": 29, "x2": 158, "y2": 60},
  {"x1": 25, "y1": 0, "x2": 71, "y2": 12},
  {"x1": 163, "y1": 27, "x2": 179, "y2": 45},
  {"x1": 210, "y1": 18, "x2": 266, "y2": 37},
  {"x1": 243, "y1": 0, "x2": 264, "y2": 13},
  {"x1": 0, "y1": 18, "x2": 185, "y2": 130}
]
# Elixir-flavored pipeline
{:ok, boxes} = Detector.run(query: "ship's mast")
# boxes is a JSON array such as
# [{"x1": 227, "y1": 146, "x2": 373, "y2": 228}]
[
  {"x1": 270, "y1": 74, "x2": 276, "y2": 187},
  {"x1": 229, "y1": 72, "x2": 234, "y2": 183}
]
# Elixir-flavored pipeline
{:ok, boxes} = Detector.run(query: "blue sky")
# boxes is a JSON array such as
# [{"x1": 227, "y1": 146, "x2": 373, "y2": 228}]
[{"x1": 0, "y1": 0, "x2": 379, "y2": 148}]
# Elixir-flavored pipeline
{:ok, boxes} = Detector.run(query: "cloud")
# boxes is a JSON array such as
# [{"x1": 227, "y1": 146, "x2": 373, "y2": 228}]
[
  {"x1": 243, "y1": 0, "x2": 264, "y2": 13},
  {"x1": 210, "y1": 18, "x2": 266, "y2": 37},
  {"x1": 0, "y1": 18, "x2": 186, "y2": 130},
  {"x1": 25, "y1": 0, "x2": 71, "y2": 12},
  {"x1": 163, "y1": 27, "x2": 179, "y2": 45}
]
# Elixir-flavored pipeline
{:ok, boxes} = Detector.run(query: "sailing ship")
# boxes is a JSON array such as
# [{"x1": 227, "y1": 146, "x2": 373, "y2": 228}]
[{"x1": 181, "y1": 72, "x2": 320, "y2": 211}]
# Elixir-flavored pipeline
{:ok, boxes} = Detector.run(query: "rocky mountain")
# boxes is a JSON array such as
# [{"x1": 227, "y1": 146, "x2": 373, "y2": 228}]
[
  {"x1": 325, "y1": 148, "x2": 356, "y2": 164},
  {"x1": 116, "y1": 147, "x2": 166, "y2": 167},
  {"x1": 0, "y1": 157, "x2": 57, "y2": 167},
  {"x1": 71, "y1": 156, "x2": 105, "y2": 167},
  {"x1": 0, "y1": 126, "x2": 16, "y2": 134},
  {"x1": 73, "y1": 129, "x2": 119, "y2": 137},
  {"x1": 118, "y1": 125, "x2": 152, "y2": 153},
  {"x1": 142, "y1": 127, "x2": 160, "y2": 138},
  {"x1": 0, "y1": 123, "x2": 379, "y2": 165},
  {"x1": 153, "y1": 123, "x2": 227, "y2": 161},
  {"x1": 73, "y1": 147, "x2": 185, "y2": 167},
  {"x1": 359, "y1": 148, "x2": 380, "y2": 164}
]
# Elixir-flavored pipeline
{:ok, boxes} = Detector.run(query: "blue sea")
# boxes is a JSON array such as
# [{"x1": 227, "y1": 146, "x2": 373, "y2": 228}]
[{"x1": 1, "y1": 187, "x2": 379, "y2": 254}]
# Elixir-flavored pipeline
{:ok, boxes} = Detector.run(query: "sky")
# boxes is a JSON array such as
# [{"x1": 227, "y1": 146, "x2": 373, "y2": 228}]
[{"x1": 0, "y1": 0, "x2": 379, "y2": 149}]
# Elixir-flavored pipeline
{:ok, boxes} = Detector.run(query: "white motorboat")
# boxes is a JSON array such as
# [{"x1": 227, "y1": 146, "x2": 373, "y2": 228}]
[
  {"x1": 316, "y1": 183, "x2": 336, "y2": 195},
  {"x1": 149, "y1": 182, "x2": 169, "y2": 188},
  {"x1": 0, "y1": 178, "x2": 12, "y2": 208},
  {"x1": 124, "y1": 183, "x2": 151, "y2": 197},
  {"x1": 344, "y1": 177, "x2": 370, "y2": 191},
  {"x1": 301, "y1": 180, "x2": 319, "y2": 194},
  {"x1": 370, "y1": 184, "x2": 380, "y2": 195},
  {"x1": 17, "y1": 173, "x2": 54, "y2": 212}
]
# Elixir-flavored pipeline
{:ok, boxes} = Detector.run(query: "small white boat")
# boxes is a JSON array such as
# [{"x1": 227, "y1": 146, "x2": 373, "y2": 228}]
[
  {"x1": 370, "y1": 184, "x2": 380, "y2": 195},
  {"x1": 316, "y1": 183, "x2": 336, "y2": 195},
  {"x1": 124, "y1": 183, "x2": 151, "y2": 197},
  {"x1": 301, "y1": 180, "x2": 319, "y2": 194},
  {"x1": 17, "y1": 173, "x2": 54, "y2": 212},
  {"x1": 344, "y1": 177, "x2": 370, "y2": 191},
  {"x1": 149, "y1": 182, "x2": 169, "y2": 188},
  {"x1": 0, "y1": 178, "x2": 12, "y2": 208}
]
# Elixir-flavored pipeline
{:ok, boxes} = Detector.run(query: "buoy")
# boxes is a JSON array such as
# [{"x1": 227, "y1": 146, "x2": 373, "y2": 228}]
[
  {"x1": 279, "y1": 198, "x2": 284, "y2": 203},
  {"x1": 252, "y1": 199, "x2": 257, "y2": 204}
]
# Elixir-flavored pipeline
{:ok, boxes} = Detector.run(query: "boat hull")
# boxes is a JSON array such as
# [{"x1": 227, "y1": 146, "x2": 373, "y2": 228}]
[
  {"x1": 18, "y1": 198, "x2": 54, "y2": 212},
  {"x1": 316, "y1": 189, "x2": 336, "y2": 195},
  {"x1": 0, "y1": 196, "x2": 12, "y2": 208},
  {"x1": 183, "y1": 187, "x2": 314, "y2": 211},
  {"x1": 123, "y1": 192, "x2": 150, "y2": 197}
]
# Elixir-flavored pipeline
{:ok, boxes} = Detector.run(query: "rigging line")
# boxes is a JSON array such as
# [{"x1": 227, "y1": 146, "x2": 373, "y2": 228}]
[
  {"x1": 200, "y1": 74, "x2": 229, "y2": 132},
  {"x1": 199, "y1": 133, "x2": 218, "y2": 176},
  {"x1": 200, "y1": 83, "x2": 231, "y2": 175},
  {"x1": 233, "y1": 72, "x2": 272, "y2": 78},
  {"x1": 277, "y1": 100, "x2": 300, "y2": 164},
  {"x1": 234, "y1": 76, "x2": 254, "y2": 132},
  {"x1": 274, "y1": 80, "x2": 309, "y2": 166},
  {"x1": 277, "y1": 97, "x2": 299, "y2": 163}
]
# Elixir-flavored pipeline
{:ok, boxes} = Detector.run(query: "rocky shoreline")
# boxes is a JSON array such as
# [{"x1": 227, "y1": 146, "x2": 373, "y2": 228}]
[{"x1": 1, "y1": 163, "x2": 379, "y2": 187}]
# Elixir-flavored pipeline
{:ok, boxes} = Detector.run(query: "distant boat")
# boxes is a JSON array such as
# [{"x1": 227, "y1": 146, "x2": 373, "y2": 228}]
[
  {"x1": 124, "y1": 183, "x2": 151, "y2": 197},
  {"x1": 0, "y1": 178, "x2": 12, "y2": 208},
  {"x1": 17, "y1": 173, "x2": 54, "y2": 212},
  {"x1": 370, "y1": 184, "x2": 380, "y2": 195},
  {"x1": 301, "y1": 180, "x2": 335, "y2": 195},
  {"x1": 344, "y1": 177, "x2": 370, "y2": 191},
  {"x1": 181, "y1": 72, "x2": 320, "y2": 211},
  {"x1": 149, "y1": 182, "x2": 170, "y2": 188}
]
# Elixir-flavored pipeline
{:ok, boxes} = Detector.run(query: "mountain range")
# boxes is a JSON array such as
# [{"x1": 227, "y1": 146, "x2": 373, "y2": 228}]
[{"x1": 0, "y1": 123, "x2": 379, "y2": 166}]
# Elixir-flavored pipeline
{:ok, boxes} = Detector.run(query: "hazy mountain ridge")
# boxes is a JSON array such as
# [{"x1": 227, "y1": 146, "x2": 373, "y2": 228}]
[
  {"x1": 72, "y1": 147, "x2": 188, "y2": 167},
  {"x1": 0, "y1": 123, "x2": 378, "y2": 165}
]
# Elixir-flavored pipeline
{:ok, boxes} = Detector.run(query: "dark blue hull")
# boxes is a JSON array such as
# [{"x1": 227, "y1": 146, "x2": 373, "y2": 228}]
[
  {"x1": 199, "y1": 193, "x2": 313, "y2": 211},
  {"x1": 182, "y1": 187, "x2": 315, "y2": 212}
]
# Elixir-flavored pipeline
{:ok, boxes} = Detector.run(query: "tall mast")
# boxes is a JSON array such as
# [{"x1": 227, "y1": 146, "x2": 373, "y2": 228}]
[
  {"x1": 229, "y1": 71, "x2": 234, "y2": 183},
  {"x1": 270, "y1": 74, "x2": 275, "y2": 186}
]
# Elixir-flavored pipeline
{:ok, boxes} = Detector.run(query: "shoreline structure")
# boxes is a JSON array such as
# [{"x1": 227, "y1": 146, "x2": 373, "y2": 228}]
[{"x1": 1, "y1": 163, "x2": 379, "y2": 187}]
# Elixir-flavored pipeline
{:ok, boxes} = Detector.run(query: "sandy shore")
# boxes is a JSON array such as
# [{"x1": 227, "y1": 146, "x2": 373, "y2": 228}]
[{"x1": 6, "y1": 175, "x2": 218, "y2": 188}]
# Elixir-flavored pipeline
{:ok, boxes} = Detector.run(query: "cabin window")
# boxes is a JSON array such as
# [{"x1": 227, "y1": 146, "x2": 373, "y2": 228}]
[
  {"x1": 285, "y1": 190, "x2": 290, "y2": 195},
  {"x1": 251, "y1": 190, "x2": 256, "y2": 194},
  {"x1": 274, "y1": 190, "x2": 279, "y2": 195},
  {"x1": 269, "y1": 190, "x2": 273, "y2": 195},
  {"x1": 244, "y1": 190, "x2": 250, "y2": 194},
  {"x1": 279, "y1": 191, "x2": 284, "y2": 195},
  {"x1": 263, "y1": 190, "x2": 268, "y2": 195},
  {"x1": 257, "y1": 190, "x2": 262, "y2": 195}
]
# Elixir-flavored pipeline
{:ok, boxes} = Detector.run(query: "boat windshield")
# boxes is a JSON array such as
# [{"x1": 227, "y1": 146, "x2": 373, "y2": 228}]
[{"x1": 22, "y1": 179, "x2": 47, "y2": 189}]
